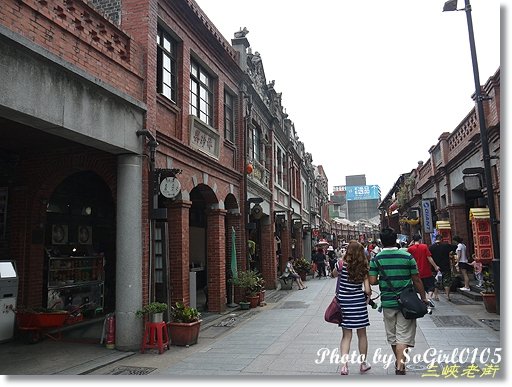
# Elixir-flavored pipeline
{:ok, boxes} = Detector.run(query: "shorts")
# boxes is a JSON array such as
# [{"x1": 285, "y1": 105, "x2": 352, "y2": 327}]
[
  {"x1": 458, "y1": 262, "x2": 472, "y2": 271},
  {"x1": 441, "y1": 270, "x2": 452, "y2": 288},
  {"x1": 421, "y1": 276, "x2": 435, "y2": 293},
  {"x1": 382, "y1": 308, "x2": 417, "y2": 347}
]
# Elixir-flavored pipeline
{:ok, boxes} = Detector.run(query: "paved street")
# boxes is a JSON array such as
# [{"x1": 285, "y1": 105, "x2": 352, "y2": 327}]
[{"x1": 87, "y1": 276, "x2": 501, "y2": 378}]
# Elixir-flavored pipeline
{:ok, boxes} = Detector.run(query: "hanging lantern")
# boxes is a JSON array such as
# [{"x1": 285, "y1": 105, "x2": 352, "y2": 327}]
[{"x1": 246, "y1": 163, "x2": 253, "y2": 174}]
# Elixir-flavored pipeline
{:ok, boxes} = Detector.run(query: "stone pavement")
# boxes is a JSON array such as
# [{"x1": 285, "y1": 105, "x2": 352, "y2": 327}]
[{"x1": 1, "y1": 275, "x2": 502, "y2": 378}]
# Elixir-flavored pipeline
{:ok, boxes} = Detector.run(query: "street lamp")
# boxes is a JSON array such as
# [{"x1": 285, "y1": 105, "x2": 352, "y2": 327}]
[{"x1": 443, "y1": 0, "x2": 500, "y2": 314}]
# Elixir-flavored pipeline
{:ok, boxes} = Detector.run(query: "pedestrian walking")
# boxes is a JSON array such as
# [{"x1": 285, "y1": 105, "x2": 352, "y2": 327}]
[
  {"x1": 468, "y1": 253, "x2": 484, "y2": 288},
  {"x1": 327, "y1": 246, "x2": 337, "y2": 275},
  {"x1": 313, "y1": 247, "x2": 327, "y2": 279},
  {"x1": 407, "y1": 234, "x2": 439, "y2": 303},
  {"x1": 453, "y1": 236, "x2": 471, "y2": 291},
  {"x1": 332, "y1": 240, "x2": 371, "y2": 375},
  {"x1": 369, "y1": 227, "x2": 428, "y2": 375},
  {"x1": 429, "y1": 234, "x2": 457, "y2": 301}
]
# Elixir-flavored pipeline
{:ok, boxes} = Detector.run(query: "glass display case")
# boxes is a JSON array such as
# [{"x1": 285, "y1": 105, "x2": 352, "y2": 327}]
[{"x1": 47, "y1": 255, "x2": 104, "y2": 313}]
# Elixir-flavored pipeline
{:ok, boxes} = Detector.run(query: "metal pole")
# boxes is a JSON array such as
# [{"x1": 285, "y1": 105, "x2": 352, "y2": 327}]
[{"x1": 464, "y1": 0, "x2": 500, "y2": 313}]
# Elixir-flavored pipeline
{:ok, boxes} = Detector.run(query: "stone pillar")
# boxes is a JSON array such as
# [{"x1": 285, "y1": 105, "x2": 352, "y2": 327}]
[
  {"x1": 168, "y1": 200, "x2": 192, "y2": 306},
  {"x1": 260, "y1": 216, "x2": 277, "y2": 289},
  {"x1": 207, "y1": 208, "x2": 227, "y2": 313},
  {"x1": 115, "y1": 154, "x2": 143, "y2": 351}
]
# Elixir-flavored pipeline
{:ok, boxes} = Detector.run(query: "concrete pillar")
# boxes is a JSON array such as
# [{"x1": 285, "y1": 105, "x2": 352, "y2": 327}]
[
  {"x1": 207, "y1": 209, "x2": 227, "y2": 312},
  {"x1": 115, "y1": 154, "x2": 143, "y2": 351},
  {"x1": 168, "y1": 200, "x2": 192, "y2": 306}
]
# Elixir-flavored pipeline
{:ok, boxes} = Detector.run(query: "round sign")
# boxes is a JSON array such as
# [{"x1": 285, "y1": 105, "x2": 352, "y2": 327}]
[{"x1": 159, "y1": 177, "x2": 181, "y2": 198}]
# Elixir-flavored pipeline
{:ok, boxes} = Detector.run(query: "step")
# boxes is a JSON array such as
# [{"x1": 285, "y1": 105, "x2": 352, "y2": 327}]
[{"x1": 456, "y1": 287, "x2": 483, "y2": 301}]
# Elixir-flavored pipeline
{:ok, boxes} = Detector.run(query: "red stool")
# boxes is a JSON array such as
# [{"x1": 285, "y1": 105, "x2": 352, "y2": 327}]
[{"x1": 141, "y1": 321, "x2": 169, "y2": 354}]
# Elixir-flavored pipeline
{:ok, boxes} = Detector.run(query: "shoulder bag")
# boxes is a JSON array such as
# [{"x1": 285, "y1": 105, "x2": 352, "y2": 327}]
[
  {"x1": 324, "y1": 259, "x2": 343, "y2": 324},
  {"x1": 374, "y1": 259, "x2": 428, "y2": 320}
]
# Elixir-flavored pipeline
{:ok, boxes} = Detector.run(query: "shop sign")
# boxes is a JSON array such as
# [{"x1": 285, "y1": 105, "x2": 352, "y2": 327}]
[{"x1": 421, "y1": 199, "x2": 433, "y2": 233}]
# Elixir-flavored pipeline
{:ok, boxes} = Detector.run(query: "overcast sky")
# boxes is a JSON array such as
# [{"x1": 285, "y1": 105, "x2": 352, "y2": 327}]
[{"x1": 194, "y1": 0, "x2": 502, "y2": 198}]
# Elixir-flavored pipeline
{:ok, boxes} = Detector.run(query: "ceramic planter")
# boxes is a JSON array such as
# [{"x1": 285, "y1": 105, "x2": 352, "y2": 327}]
[
  {"x1": 248, "y1": 295, "x2": 259, "y2": 308},
  {"x1": 150, "y1": 312, "x2": 164, "y2": 323},
  {"x1": 239, "y1": 301, "x2": 250, "y2": 310},
  {"x1": 168, "y1": 320, "x2": 201, "y2": 346},
  {"x1": 481, "y1": 292, "x2": 497, "y2": 313}
]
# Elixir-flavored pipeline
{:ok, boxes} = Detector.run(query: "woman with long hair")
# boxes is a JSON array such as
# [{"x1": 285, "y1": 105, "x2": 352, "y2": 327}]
[{"x1": 332, "y1": 240, "x2": 371, "y2": 375}]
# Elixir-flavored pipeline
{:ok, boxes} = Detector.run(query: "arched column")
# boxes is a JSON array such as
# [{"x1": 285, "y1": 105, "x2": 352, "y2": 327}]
[
  {"x1": 207, "y1": 208, "x2": 227, "y2": 312},
  {"x1": 168, "y1": 200, "x2": 192, "y2": 306}
]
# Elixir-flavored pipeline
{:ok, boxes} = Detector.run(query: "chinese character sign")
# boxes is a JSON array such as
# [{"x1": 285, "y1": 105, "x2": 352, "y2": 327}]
[{"x1": 345, "y1": 185, "x2": 380, "y2": 201}]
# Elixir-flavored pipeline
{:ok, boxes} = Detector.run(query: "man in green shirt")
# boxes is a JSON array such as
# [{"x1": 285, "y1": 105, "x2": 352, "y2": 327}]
[{"x1": 369, "y1": 228, "x2": 427, "y2": 375}]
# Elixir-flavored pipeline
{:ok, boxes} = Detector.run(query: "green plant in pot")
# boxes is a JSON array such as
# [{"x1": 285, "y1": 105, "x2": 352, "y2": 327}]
[
  {"x1": 136, "y1": 302, "x2": 168, "y2": 322},
  {"x1": 294, "y1": 257, "x2": 311, "y2": 274},
  {"x1": 168, "y1": 302, "x2": 202, "y2": 346},
  {"x1": 480, "y1": 272, "x2": 496, "y2": 313}
]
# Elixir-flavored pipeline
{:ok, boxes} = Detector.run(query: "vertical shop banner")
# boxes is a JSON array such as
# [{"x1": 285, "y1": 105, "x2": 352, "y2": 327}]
[{"x1": 421, "y1": 200, "x2": 433, "y2": 233}]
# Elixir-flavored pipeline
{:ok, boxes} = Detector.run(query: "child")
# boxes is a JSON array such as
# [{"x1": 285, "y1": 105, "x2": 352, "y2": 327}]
[{"x1": 468, "y1": 254, "x2": 483, "y2": 288}]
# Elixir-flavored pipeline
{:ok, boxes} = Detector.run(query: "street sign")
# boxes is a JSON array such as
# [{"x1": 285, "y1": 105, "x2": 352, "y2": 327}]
[{"x1": 421, "y1": 200, "x2": 434, "y2": 233}]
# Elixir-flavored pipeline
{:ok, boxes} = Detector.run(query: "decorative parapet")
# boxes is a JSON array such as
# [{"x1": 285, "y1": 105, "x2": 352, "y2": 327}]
[
  {"x1": 19, "y1": 0, "x2": 137, "y2": 70},
  {"x1": 447, "y1": 110, "x2": 479, "y2": 159},
  {"x1": 185, "y1": 0, "x2": 238, "y2": 62}
]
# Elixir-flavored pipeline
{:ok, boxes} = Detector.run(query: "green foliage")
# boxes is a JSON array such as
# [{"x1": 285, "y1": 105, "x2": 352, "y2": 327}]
[
  {"x1": 233, "y1": 269, "x2": 262, "y2": 296},
  {"x1": 169, "y1": 302, "x2": 200, "y2": 323},
  {"x1": 294, "y1": 257, "x2": 311, "y2": 274},
  {"x1": 482, "y1": 272, "x2": 495, "y2": 294},
  {"x1": 135, "y1": 302, "x2": 168, "y2": 318}
]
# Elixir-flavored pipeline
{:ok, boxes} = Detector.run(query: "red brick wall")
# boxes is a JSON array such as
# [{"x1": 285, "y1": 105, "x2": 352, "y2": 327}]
[
  {"x1": 168, "y1": 200, "x2": 191, "y2": 306},
  {"x1": 206, "y1": 209, "x2": 227, "y2": 313},
  {"x1": 0, "y1": 0, "x2": 144, "y2": 100},
  {"x1": 260, "y1": 220, "x2": 276, "y2": 289}
]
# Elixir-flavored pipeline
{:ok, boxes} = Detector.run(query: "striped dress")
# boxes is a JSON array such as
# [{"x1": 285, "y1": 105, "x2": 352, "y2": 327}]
[{"x1": 335, "y1": 261, "x2": 370, "y2": 329}]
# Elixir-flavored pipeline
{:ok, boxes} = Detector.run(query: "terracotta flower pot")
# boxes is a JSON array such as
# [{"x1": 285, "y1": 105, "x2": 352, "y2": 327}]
[
  {"x1": 168, "y1": 320, "x2": 201, "y2": 346},
  {"x1": 481, "y1": 292, "x2": 497, "y2": 313},
  {"x1": 248, "y1": 295, "x2": 259, "y2": 309}
]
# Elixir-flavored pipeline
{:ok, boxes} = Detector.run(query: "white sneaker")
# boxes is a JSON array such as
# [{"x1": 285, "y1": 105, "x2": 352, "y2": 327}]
[{"x1": 459, "y1": 287, "x2": 470, "y2": 291}]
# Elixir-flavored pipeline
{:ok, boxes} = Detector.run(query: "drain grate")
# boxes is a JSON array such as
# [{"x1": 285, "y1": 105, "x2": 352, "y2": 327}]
[
  {"x1": 480, "y1": 319, "x2": 500, "y2": 331},
  {"x1": 430, "y1": 315, "x2": 480, "y2": 328},
  {"x1": 213, "y1": 317, "x2": 238, "y2": 327},
  {"x1": 278, "y1": 301, "x2": 308, "y2": 309},
  {"x1": 105, "y1": 366, "x2": 157, "y2": 375}
]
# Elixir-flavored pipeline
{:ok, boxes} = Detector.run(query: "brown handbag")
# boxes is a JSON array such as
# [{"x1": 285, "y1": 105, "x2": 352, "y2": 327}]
[
  {"x1": 324, "y1": 258, "x2": 343, "y2": 324},
  {"x1": 324, "y1": 297, "x2": 342, "y2": 324}
]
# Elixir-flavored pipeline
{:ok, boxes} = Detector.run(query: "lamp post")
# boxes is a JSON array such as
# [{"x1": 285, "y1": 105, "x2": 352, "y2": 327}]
[{"x1": 443, "y1": 0, "x2": 500, "y2": 314}]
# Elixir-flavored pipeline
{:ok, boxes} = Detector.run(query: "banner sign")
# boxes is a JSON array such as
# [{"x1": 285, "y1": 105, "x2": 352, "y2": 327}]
[
  {"x1": 421, "y1": 200, "x2": 433, "y2": 233},
  {"x1": 345, "y1": 185, "x2": 380, "y2": 201}
]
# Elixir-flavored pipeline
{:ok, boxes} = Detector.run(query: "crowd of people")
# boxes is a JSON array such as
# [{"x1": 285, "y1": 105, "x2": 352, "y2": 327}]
[{"x1": 280, "y1": 227, "x2": 483, "y2": 376}]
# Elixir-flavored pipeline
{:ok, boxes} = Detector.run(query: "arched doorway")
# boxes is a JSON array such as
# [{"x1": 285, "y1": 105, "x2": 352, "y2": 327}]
[
  {"x1": 44, "y1": 171, "x2": 115, "y2": 315},
  {"x1": 189, "y1": 184, "x2": 218, "y2": 312}
]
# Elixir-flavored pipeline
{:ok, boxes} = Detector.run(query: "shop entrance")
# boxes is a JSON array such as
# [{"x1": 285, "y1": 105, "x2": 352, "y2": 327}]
[{"x1": 44, "y1": 171, "x2": 115, "y2": 316}]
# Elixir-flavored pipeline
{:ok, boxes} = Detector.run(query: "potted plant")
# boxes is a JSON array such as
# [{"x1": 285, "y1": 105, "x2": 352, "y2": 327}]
[
  {"x1": 234, "y1": 269, "x2": 262, "y2": 308},
  {"x1": 480, "y1": 272, "x2": 496, "y2": 313},
  {"x1": 255, "y1": 275, "x2": 266, "y2": 305},
  {"x1": 136, "y1": 302, "x2": 168, "y2": 322},
  {"x1": 168, "y1": 302, "x2": 201, "y2": 346},
  {"x1": 294, "y1": 257, "x2": 311, "y2": 281}
]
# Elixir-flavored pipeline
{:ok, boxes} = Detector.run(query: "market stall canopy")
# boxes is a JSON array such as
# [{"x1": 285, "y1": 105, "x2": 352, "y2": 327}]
[{"x1": 469, "y1": 207, "x2": 490, "y2": 220}]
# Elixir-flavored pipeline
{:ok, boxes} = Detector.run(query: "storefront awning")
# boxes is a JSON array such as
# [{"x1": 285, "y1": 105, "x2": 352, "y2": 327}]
[
  {"x1": 469, "y1": 207, "x2": 490, "y2": 220},
  {"x1": 436, "y1": 220, "x2": 451, "y2": 230}
]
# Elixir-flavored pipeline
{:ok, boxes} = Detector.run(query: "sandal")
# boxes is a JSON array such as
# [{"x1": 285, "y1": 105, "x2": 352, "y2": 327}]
[{"x1": 340, "y1": 364, "x2": 349, "y2": 375}]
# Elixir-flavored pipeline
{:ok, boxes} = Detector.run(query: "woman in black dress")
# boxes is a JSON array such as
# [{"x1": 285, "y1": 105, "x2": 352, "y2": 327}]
[{"x1": 333, "y1": 240, "x2": 371, "y2": 375}]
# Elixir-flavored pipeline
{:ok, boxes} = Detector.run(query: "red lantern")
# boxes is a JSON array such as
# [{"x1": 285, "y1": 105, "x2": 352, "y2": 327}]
[{"x1": 246, "y1": 163, "x2": 253, "y2": 174}]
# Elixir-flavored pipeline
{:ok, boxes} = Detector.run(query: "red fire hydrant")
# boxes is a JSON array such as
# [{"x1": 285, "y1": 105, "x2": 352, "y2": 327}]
[{"x1": 104, "y1": 313, "x2": 115, "y2": 349}]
